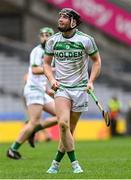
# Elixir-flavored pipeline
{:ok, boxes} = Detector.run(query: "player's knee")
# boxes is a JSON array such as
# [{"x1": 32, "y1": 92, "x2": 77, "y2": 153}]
[{"x1": 59, "y1": 120, "x2": 69, "y2": 131}]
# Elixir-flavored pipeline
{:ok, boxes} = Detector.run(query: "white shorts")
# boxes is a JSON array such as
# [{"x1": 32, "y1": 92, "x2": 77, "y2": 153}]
[
  {"x1": 24, "y1": 84, "x2": 53, "y2": 106},
  {"x1": 54, "y1": 88, "x2": 88, "y2": 112}
]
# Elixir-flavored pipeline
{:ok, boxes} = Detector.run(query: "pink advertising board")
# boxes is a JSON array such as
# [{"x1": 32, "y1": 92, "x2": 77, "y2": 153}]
[{"x1": 47, "y1": 0, "x2": 131, "y2": 45}]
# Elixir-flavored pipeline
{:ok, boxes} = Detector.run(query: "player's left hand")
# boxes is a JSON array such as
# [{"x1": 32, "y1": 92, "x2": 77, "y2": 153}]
[{"x1": 86, "y1": 81, "x2": 94, "y2": 93}]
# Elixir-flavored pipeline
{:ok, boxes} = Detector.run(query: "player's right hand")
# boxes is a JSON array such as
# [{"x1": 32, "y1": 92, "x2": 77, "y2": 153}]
[{"x1": 50, "y1": 79, "x2": 59, "y2": 92}]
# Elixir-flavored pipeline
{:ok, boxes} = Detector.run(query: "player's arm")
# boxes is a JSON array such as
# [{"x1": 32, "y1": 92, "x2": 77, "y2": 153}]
[
  {"x1": 89, "y1": 52, "x2": 101, "y2": 82},
  {"x1": 43, "y1": 55, "x2": 59, "y2": 91},
  {"x1": 32, "y1": 65, "x2": 55, "y2": 75},
  {"x1": 30, "y1": 48, "x2": 44, "y2": 75},
  {"x1": 32, "y1": 66, "x2": 44, "y2": 75},
  {"x1": 86, "y1": 36, "x2": 101, "y2": 91},
  {"x1": 43, "y1": 55, "x2": 54, "y2": 81},
  {"x1": 87, "y1": 52, "x2": 101, "y2": 90}
]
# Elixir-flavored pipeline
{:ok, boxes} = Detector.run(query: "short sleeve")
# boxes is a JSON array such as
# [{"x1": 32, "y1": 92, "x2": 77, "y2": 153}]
[
  {"x1": 86, "y1": 37, "x2": 98, "y2": 56},
  {"x1": 30, "y1": 47, "x2": 42, "y2": 67},
  {"x1": 45, "y1": 38, "x2": 54, "y2": 56}
]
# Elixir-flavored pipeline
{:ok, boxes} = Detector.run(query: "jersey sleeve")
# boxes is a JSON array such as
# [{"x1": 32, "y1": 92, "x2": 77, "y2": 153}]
[
  {"x1": 30, "y1": 48, "x2": 42, "y2": 67},
  {"x1": 85, "y1": 37, "x2": 98, "y2": 56},
  {"x1": 45, "y1": 38, "x2": 54, "y2": 56}
]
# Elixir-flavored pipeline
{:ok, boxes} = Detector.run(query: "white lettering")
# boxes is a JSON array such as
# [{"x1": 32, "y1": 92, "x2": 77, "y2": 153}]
[
  {"x1": 73, "y1": 0, "x2": 112, "y2": 26},
  {"x1": 116, "y1": 15, "x2": 131, "y2": 39},
  {"x1": 96, "y1": 11, "x2": 113, "y2": 26}
]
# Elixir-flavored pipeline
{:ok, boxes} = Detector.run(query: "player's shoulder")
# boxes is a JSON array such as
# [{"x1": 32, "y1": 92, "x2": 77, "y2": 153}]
[
  {"x1": 52, "y1": 31, "x2": 61, "y2": 38},
  {"x1": 47, "y1": 32, "x2": 61, "y2": 41},
  {"x1": 31, "y1": 44, "x2": 42, "y2": 54},
  {"x1": 76, "y1": 30, "x2": 94, "y2": 40}
]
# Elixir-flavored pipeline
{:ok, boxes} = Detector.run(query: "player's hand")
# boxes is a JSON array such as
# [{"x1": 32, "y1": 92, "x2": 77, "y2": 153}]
[
  {"x1": 46, "y1": 88, "x2": 55, "y2": 98},
  {"x1": 86, "y1": 81, "x2": 94, "y2": 93},
  {"x1": 50, "y1": 79, "x2": 59, "y2": 91}
]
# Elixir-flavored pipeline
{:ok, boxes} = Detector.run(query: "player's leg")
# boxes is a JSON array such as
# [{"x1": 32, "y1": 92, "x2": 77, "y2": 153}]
[
  {"x1": 30, "y1": 94, "x2": 57, "y2": 133},
  {"x1": 28, "y1": 96, "x2": 58, "y2": 147},
  {"x1": 47, "y1": 96, "x2": 73, "y2": 173},
  {"x1": 46, "y1": 111, "x2": 83, "y2": 174},
  {"x1": 67, "y1": 90, "x2": 88, "y2": 173},
  {"x1": 7, "y1": 104, "x2": 43, "y2": 159},
  {"x1": 47, "y1": 89, "x2": 87, "y2": 173},
  {"x1": 69, "y1": 111, "x2": 83, "y2": 173},
  {"x1": 68, "y1": 111, "x2": 81, "y2": 161},
  {"x1": 54, "y1": 113, "x2": 80, "y2": 162},
  {"x1": 18, "y1": 104, "x2": 43, "y2": 142},
  {"x1": 53, "y1": 112, "x2": 80, "y2": 162},
  {"x1": 46, "y1": 110, "x2": 82, "y2": 174},
  {"x1": 46, "y1": 139, "x2": 65, "y2": 174},
  {"x1": 41, "y1": 97, "x2": 58, "y2": 129},
  {"x1": 32, "y1": 99, "x2": 57, "y2": 143},
  {"x1": 56, "y1": 96, "x2": 73, "y2": 151},
  {"x1": 30, "y1": 116, "x2": 57, "y2": 135}
]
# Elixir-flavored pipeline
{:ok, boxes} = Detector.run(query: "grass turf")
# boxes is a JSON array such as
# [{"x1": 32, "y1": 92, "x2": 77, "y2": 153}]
[{"x1": 0, "y1": 137, "x2": 131, "y2": 179}]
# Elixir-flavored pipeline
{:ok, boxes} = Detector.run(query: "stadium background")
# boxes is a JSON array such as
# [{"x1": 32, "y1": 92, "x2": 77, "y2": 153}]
[{"x1": 0, "y1": 0, "x2": 131, "y2": 142}]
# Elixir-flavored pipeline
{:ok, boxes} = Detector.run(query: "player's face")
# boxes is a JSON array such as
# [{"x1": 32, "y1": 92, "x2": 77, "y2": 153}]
[
  {"x1": 58, "y1": 13, "x2": 71, "y2": 32},
  {"x1": 39, "y1": 32, "x2": 50, "y2": 44}
]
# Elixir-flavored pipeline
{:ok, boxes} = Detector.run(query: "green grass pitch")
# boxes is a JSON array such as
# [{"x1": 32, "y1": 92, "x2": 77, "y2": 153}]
[{"x1": 0, "y1": 137, "x2": 131, "y2": 179}]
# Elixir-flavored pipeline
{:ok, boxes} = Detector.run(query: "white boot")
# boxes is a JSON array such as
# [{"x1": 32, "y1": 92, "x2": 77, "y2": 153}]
[
  {"x1": 72, "y1": 160, "x2": 83, "y2": 173},
  {"x1": 46, "y1": 160, "x2": 59, "y2": 174}
]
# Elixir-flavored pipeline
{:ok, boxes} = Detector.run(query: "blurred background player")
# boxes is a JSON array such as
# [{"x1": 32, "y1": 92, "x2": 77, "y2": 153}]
[
  {"x1": 23, "y1": 73, "x2": 53, "y2": 143},
  {"x1": 108, "y1": 96, "x2": 122, "y2": 137},
  {"x1": 7, "y1": 27, "x2": 58, "y2": 159},
  {"x1": 44, "y1": 8, "x2": 101, "y2": 173}
]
